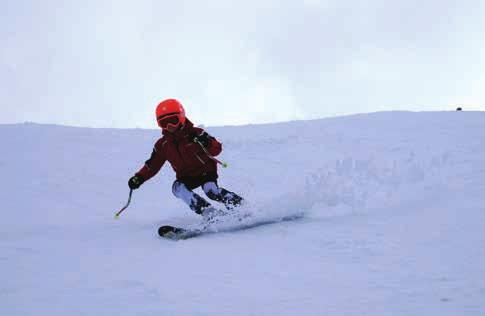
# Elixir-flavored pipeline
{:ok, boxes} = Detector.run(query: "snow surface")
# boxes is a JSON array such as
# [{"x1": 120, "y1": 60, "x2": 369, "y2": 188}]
[{"x1": 1, "y1": 111, "x2": 485, "y2": 315}]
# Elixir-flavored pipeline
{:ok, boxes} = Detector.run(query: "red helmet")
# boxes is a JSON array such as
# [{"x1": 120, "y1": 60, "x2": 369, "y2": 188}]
[{"x1": 155, "y1": 99, "x2": 186, "y2": 129}]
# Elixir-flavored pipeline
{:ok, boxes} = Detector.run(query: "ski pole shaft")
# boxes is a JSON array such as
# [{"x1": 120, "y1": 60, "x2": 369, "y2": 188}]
[
  {"x1": 207, "y1": 154, "x2": 228, "y2": 168},
  {"x1": 114, "y1": 189, "x2": 133, "y2": 219},
  {"x1": 195, "y1": 140, "x2": 228, "y2": 168}
]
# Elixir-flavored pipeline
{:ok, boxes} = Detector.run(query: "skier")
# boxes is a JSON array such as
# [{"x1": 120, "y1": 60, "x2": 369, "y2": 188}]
[{"x1": 128, "y1": 99, "x2": 244, "y2": 218}]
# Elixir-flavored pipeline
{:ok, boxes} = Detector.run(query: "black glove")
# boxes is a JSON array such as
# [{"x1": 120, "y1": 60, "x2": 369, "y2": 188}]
[
  {"x1": 193, "y1": 131, "x2": 212, "y2": 147},
  {"x1": 128, "y1": 175, "x2": 144, "y2": 190}
]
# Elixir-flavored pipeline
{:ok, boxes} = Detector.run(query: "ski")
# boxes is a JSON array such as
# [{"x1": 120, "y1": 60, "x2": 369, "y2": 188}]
[
  {"x1": 158, "y1": 225, "x2": 203, "y2": 240},
  {"x1": 158, "y1": 213, "x2": 303, "y2": 241}
]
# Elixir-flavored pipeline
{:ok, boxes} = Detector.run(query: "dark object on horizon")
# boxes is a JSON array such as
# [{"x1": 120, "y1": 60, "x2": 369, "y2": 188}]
[{"x1": 456, "y1": 107, "x2": 462, "y2": 111}]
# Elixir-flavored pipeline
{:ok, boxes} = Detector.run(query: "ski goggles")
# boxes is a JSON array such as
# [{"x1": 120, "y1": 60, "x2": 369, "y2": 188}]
[{"x1": 157, "y1": 114, "x2": 180, "y2": 129}]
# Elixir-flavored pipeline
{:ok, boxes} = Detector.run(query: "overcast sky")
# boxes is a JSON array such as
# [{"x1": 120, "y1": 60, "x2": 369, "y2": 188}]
[{"x1": 1, "y1": 0, "x2": 484, "y2": 128}]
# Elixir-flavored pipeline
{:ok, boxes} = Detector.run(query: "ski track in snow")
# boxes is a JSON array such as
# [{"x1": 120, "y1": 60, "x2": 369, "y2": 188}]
[{"x1": 1, "y1": 111, "x2": 485, "y2": 315}]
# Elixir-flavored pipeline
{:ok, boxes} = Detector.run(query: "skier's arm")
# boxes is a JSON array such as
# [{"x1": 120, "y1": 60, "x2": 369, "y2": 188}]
[
  {"x1": 135, "y1": 145, "x2": 166, "y2": 183},
  {"x1": 193, "y1": 128, "x2": 222, "y2": 156},
  {"x1": 207, "y1": 137, "x2": 222, "y2": 156}
]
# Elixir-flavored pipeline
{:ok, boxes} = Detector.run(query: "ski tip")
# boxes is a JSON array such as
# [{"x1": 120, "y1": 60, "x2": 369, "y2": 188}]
[
  {"x1": 158, "y1": 225, "x2": 195, "y2": 240},
  {"x1": 158, "y1": 225, "x2": 175, "y2": 237}
]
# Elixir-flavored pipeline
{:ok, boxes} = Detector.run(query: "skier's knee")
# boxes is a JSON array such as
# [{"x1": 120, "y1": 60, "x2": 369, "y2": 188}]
[
  {"x1": 202, "y1": 182, "x2": 220, "y2": 194},
  {"x1": 202, "y1": 182, "x2": 223, "y2": 201},
  {"x1": 172, "y1": 181, "x2": 188, "y2": 198}
]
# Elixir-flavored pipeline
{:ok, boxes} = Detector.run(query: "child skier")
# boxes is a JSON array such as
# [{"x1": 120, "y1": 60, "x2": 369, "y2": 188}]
[{"x1": 128, "y1": 99, "x2": 243, "y2": 218}]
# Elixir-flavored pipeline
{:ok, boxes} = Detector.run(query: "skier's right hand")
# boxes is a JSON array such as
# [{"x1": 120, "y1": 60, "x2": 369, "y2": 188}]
[{"x1": 128, "y1": 175, "x2": 144, "y2": 190}]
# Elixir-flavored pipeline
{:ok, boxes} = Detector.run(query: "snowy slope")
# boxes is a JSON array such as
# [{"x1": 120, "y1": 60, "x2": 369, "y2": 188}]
[{"x1": 1, "y1": 111, "x2": 485, "y2": 315}]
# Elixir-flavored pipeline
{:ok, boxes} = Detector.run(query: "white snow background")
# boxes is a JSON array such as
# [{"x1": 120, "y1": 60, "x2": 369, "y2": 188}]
[{"x1": 1, "y1": 111, "x2": 484, "y2": 315}]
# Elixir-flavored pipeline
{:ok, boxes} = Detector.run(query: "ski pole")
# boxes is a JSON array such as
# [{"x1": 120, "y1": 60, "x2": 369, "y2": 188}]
[
  {"x1": 114, "y1": 189, "x2": 133, "y2": 219},
  {"x1": 195, "y1": 139, "x2": 228, "y2": 168}
]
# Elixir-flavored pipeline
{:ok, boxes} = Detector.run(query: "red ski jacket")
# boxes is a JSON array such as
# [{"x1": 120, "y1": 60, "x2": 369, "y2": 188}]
[{"x1": 135, "y1": 119, "x2": 222, "y2": 182}]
